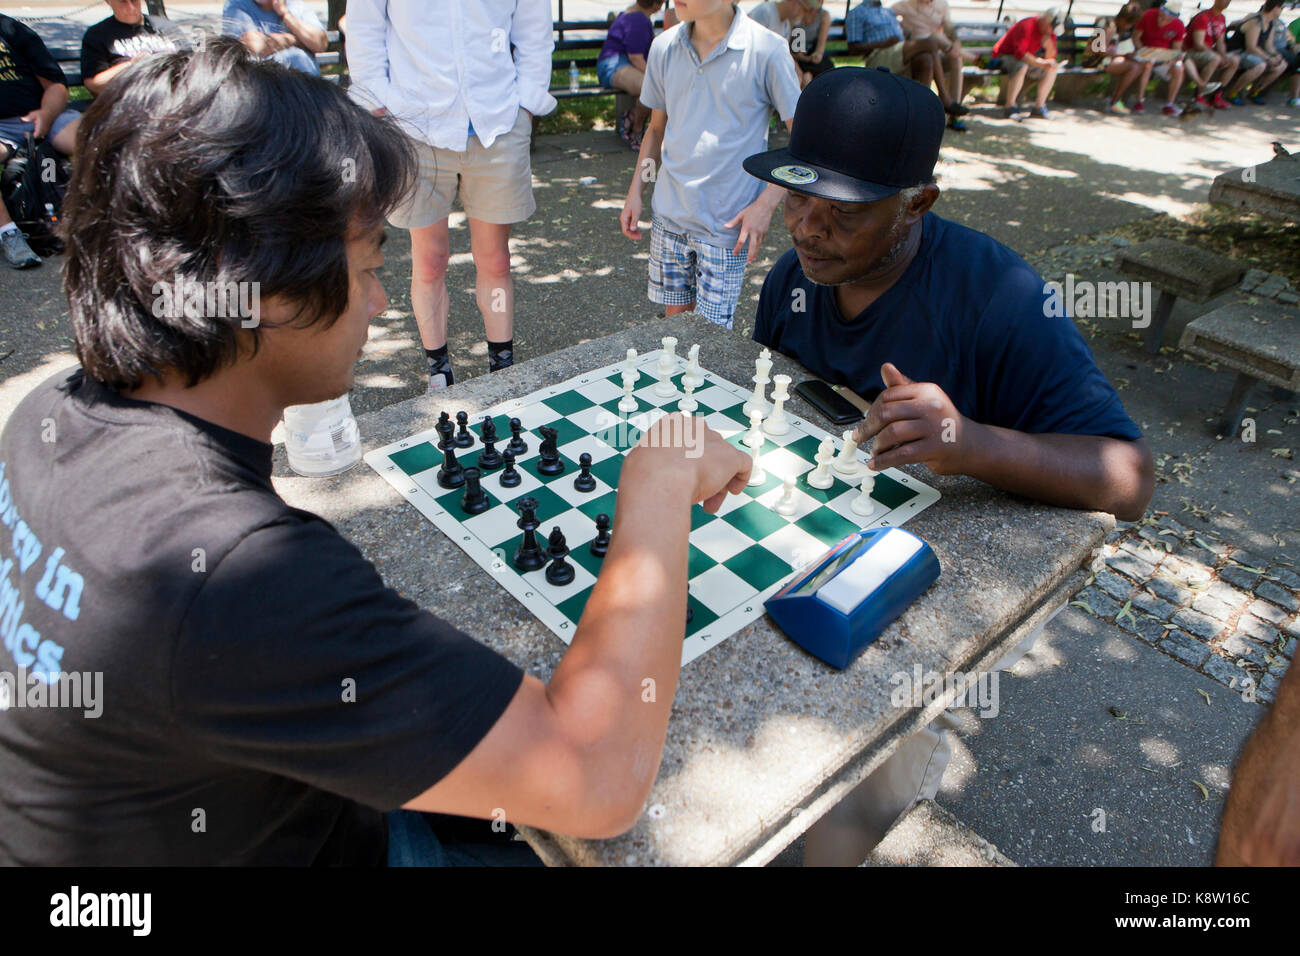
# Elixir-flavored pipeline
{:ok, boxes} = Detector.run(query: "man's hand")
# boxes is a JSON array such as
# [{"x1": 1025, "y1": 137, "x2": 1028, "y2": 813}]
[
  {"x1": 724, "y1": 197, "x2": 777, "y2": 264},
  {"x1": 19, "y1": 109, "x2": 49, "y2": 140},
  {"x1": 853, "y1": 363, "x2": 975, "y2": 476},
  {"x1": 621, "y1": 190, "x2": 644, "y2": 240},
  {"x1": 271, "y1": 0, "x2": 288, "y2": 16},
  {"x1": 625, "y1": 414, "x2": 752, "y2": 512}
]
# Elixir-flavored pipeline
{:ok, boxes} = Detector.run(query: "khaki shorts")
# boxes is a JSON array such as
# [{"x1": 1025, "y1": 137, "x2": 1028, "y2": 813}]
[
  {"x1": 864, "y1": 42, "x2": 906, "y2": 74},
  {"x1": 1188, "y1": 48, "x2": 1221, "y2": 70},
  {"x1": 388, "y1": 108, "x2": 535, "y2": 229}
]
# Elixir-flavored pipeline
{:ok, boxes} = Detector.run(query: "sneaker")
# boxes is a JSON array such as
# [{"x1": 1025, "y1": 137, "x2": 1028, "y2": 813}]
[
  {"x1": 1251, "y1": 95, "x2": 1267, "y2": 105},
  {"x1": 617, "y1": 110, "x2": 634, "y2": 147},
  {"x1": 946, "y1": 116, "x2": 968, "y2": 132},
  {"x1": 1162, "y1": 103, "x2": 1182, "y2": 116},
  {"x1": 1202, "y1": 81, "x2": 1221, "y2": 94},
  {"x1": 1195, "y1": 93, "x2": 1211, "y2": 108},
  {"x1": 1289, "y1": 97, "x2": 1300, "y2": 108},
  {"x1": 944, "y1": 101, "x2": 970, "y2": 116},
  {"x1": 1223, "y1": 94, "x2": 1240, "y2": 107},
  {"x1": 1132, "y1": 100, "x2": 1145, "y2": 113},
  {"x1": 1107, "y1": 99, "x2": 1130, "y2": 114},
  {"x1": 627, "y1": 124, "x2": 644, "y2": 151},
  {"x1": 0, "y1": 229, "x2": 41, "y2": 269},
  {"x1": 427, "y1": 371, "x2": 452, "y2": 393},
  {"x1": 1027, "y1": 106, "x2": 1050, "y2": 119},
  {"x1": 1004, "y1": 106, "x2": 1022, "y2": 119}
]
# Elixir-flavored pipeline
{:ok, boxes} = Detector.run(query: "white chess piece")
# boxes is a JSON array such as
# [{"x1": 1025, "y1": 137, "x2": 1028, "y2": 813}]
[
  {"x1": 850, "y1": 471, "x2": 878, "y2": 517},
  {"x1": 747, "y1": 440, "x2": 765, "y2": 486},
  {"x1": 654, "y1": 348, "x2": 676, "y2": 398},
  {"x1": 764, "y1": 374, "x2": 791, "y2": 436},
  {"x1": 832, "y1": 429, "x2": 863, "y2": 478},
  {"x1": 742, "y1": 348, "x2": 773, "y2": 418},
  {"x1": 775, "y1": 475, "x2": 797, "y2": 516},
  {"x1": 618, "y1": 366, "x2": 638, "y2": 412},
  {"x1": 806, "y1": 436, "x2": 835, "y2": 489},
  {"x1": 661, "y1": 336, "x2": 678, "y2": 363},
  {"x1": 678, "y1": 379, "x2": 698, "y2": 414},
  {"x1": 743, "y1": 409, "x2": 765, "y2": 448},
  {"x1": 682, "y1": 344, "x2": 703, "y2": 389}
]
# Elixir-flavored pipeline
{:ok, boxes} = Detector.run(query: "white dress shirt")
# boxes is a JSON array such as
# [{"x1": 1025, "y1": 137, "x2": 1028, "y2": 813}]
[{"x1": 346, "y1": 0, "x2": 557, "y2": 151}]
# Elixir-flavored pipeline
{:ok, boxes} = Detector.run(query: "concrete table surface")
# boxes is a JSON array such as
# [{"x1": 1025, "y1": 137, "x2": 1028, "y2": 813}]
[
  {"x1": 273, "y1": 314, "x2": 1113, "y2": 867},
  {"x1": 1208, "y1": 156, "x2": 1300, "y2": 223}
]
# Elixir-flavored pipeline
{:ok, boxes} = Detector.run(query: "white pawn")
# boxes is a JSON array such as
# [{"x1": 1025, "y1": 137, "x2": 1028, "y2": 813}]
[
  {"x1": 806, "y1": 436, "x2": 835, "y2": 489},
  {"x1": 747, "y1": 440, "x2": 765, "y2": 486},
  {"x1": 764, "y1": 374, "x2": 791, "y2": 436},
  {"x1": 682, "y1": 344, "x2": 704, "y2": 389},
  {"x1": 850, "y1": 471, "x2": 878, "y2": 517},
  {"x1": 775, "y1": 475, "x2": 798, "y2": 516},
  {"x1": 678, "y1": 379, "x2": 698, "y2": 414},
  {"x1": 832, "y1": 429, "x2": 863, "y2": 478},
  {"x1": 743, "y1": 348, "x2": 773, "y2": 418},
  {"x1": 743, "y1": 409, "x2": 765, "y2": 448}
]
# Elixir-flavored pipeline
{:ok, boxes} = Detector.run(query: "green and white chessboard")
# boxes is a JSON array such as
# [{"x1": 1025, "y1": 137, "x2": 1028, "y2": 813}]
[{"x1": 365, "y1": 348, "x2": 940, "y2": 665}]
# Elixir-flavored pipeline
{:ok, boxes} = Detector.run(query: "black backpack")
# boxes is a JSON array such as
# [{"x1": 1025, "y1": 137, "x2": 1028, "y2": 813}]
[{"x1": 1, "y1": 132, "x2": 72, "y2": 257}]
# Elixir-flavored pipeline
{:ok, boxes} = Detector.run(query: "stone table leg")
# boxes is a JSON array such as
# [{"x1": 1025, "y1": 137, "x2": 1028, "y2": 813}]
[
  {"x1": 1215, "y1": 370, "x2": 1257, "y2": 439},
  {"x1": 1144, "y1": 290, "x2": 1178, "y2": 355}
]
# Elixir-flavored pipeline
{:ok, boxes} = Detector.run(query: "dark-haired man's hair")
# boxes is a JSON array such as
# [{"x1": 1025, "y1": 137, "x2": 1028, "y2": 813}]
[
  {"x1": 1262, "y1": 0, "x2": 1283, "y2": 12},
  {"x1": 62, "y1": 37, "x2": 415, "y2": 390}
]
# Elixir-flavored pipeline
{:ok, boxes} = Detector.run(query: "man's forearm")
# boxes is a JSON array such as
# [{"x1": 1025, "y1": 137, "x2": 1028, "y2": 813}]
[
  {"x1": 39, "y1": 82, "x2": 68, "y2": 123},
  {"x1": 756, "y1": 181, "x2": 785, "y2": 213},
  {"x1": 282, "y1": 12, "x2": 328, "y2": 53},
  {"x1": 964, "y1": 424, "x2": 1154, "y2": 520},
  {"x1": 628, "y1": 121, "x2": 664, "y2": 199}
]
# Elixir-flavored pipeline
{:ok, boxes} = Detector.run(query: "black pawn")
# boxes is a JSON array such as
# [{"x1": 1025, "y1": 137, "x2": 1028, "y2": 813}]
[
  {"x1": 545, "y1": 526, "x2": 575, "y2": 586},
  {"x1": 506, "y1": 417, "x2": 528, "y2": 457},
  {"x1": 460, "y1": 467, "x2": 489, "y2": 514},
  {"x1": 573, "y1": 452, "x2": 596, "y2": 492},
  {"x1": 454, "y1": 411, "x2": 474, "y2": 448},
  {"x1": 589, "y1": 512, "x2": 611, "y2": 558},
  {"x1": 437, "y1": 434, "x2": 465, "y2": 489},
  {"x1": 477, "y1": 416, "x2": 503, "y2": 470},
  {"x1": 536, "y1": 425, "x2": 564, "y2": 476},
  {"x1": 499, "y1": 449, "x2": 522, "y2": 488},
  {"x1": 513, "y1": 496, "x2": 546, "y2": 572}
]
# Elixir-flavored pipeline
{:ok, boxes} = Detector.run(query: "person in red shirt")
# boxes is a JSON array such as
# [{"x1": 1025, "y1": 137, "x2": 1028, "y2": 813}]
[
  {"x1": 991, "y1": 7, "x2": 1065, "y2": 118},
  {"x1": 1131, "y1": 0, "x2": 1197, "y2": 115},
  {"x1": 1185, "y1": 0, "x2": 1236, "y2": 107}
]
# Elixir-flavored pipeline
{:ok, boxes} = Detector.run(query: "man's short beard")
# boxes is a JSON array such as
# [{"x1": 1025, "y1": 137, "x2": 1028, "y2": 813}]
[{"x1": 805, "y1": 195, "x2": 915, "y2": 288}]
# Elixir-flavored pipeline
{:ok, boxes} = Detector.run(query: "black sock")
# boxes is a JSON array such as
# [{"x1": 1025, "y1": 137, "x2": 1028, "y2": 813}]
[
  {"x1": 488, "y1": 339, "x2": 514, "y2": 372},
  {"x1": 425, "y1": 346, "x2": 453, "y2": 385}
]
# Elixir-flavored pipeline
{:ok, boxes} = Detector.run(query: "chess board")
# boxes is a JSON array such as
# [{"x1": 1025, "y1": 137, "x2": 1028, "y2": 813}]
[{"x1": 365, "y1": 348, "x2": 940, "y2": 665}]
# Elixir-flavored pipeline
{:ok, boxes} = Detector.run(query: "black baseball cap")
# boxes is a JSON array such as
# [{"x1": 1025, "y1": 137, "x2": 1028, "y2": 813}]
[{"x1": 744, "y1": 67, "x2": 945, "y2": 203}]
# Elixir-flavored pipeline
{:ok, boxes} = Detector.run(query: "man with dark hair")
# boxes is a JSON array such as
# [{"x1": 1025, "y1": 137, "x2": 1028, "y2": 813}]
[
  {"x1": 744, "y1": 68, "x2": 1153, "y2": 864},
  {"x1": 0, "y1": 38, "x2": 752, "y2": 866},
  {"x1": 80, "y1": 0, "x2": 186, "y2": 96}
]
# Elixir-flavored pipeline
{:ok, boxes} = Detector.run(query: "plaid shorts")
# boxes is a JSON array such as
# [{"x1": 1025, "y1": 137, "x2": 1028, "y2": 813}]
[{"x1": 647, "y1": 215, "x2": 748, "y2": 329}]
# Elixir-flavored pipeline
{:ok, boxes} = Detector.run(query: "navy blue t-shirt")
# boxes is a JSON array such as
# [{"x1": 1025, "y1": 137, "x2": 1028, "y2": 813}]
[{"x1": 753, "y1": 213, "x2": 1142, "y2": 442}]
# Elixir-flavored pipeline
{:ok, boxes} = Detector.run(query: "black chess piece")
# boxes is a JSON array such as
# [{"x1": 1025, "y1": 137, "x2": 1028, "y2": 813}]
[
  {"x1": 686, "y1": 602, "x2": 694, "y2": 625},
  {"x1": 436, "y1": 410, "x2": 451, "y2": 436},
  {"x1": 436, "y1": 431, "x2": 466, "y2": 489},
  {"x1": 513, "y1": 496, "x2": 546, "y2": 572},
  {"x1": 477, "y1": 416, "x2": 503, "y2": 470},
  {"x1": 536, "y1": 425, "x2": 564, "y2": 476},
  {"x1": 589, "y1": 513, "x2": 611, "y2": 558},
  {"x1": 460, "y1": 467, "x2": 489, "y2": 514},
  {"x1": 545, "y1": 526, "x2": 575, "y2": 586},
  {"x1": 435, "y1": 414, "x2": 454, "y2": 450},
  {"x1": 506, "y1": 417, "x2": 528, "y2": 457},
  {"x1": 573, "y1": 452, "x2": 596, "y2": 492},
  {"x1": 454, "y1": 411, "x2": 474, "y2": 448},
  {"x1": 499, "y1": 449, "x2": 522, "y2": 488}
]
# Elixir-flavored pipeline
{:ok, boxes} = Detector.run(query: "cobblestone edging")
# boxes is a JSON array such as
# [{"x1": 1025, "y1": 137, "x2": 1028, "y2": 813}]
[
  {"x1": 1071, "y1": 513, "x2": 1297, "y2": 703},
  {"x1": 1240, "y1": 268, "x2": 1300, "y2": 306}
]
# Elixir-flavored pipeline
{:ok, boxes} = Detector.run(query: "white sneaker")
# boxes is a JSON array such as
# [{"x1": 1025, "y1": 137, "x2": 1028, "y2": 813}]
[
  {"x1": 1203, "y1": 81, "x2": 1221, "y2": 94},
  {"x1": 1, "y1": 229, "x2": 41, "y2": 269}
]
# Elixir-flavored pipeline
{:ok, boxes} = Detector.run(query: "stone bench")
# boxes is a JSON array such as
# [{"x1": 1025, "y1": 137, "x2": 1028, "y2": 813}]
[
  {"x1": 861, "y1": 800, "x2": 1017, "y2": 867},
  {"x1": 1179, "y1": 299, "x2": 1300, "y2": 438},
  {"x1": 1115, "y1": 239, "x2": 1245, "y2": 355}
]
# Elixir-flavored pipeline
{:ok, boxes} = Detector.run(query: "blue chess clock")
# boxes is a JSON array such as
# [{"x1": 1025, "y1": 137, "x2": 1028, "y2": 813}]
[{"x1": 765, "y1": 527, "x2": 940, "y2": 669}]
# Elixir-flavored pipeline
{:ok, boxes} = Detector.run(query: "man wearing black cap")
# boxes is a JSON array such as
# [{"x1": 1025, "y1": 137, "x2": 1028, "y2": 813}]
[{"x1": 744, "y1": 67, "x2": 1153, "y2": 865}]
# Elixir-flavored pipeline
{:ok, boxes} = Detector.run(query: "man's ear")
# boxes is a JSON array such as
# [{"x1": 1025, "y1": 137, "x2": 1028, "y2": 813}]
[{"x1": 906, "y1": 184, "x2": 941, "y2": 223}]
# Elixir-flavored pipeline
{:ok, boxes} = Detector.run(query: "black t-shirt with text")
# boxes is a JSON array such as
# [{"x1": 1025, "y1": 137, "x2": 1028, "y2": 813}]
[
  {"x1": 0, "y1": 14, "x2": 66, "y2": 120},
  {"x1": 0, "y1": 369, "x2": 523, "y2": 865},
  {"x1": 80, "y1": 14, "x2": 184, "y2": 87}
]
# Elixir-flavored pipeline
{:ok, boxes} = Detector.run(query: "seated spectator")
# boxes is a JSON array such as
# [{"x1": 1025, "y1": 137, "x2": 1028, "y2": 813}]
[
  {"x1": 1131, "y1": 0, "x2": 1217, "y2": 116},
  {"x1": 844, "y1": 0, "x2": 965, "y2": 127},
  {"x1": 222, "y1": 0, "x2": 328, "y2": 76},
  {"x1": 991, "y1": 7, "x2": 1065, "y2": 119},
  {"x1": 80, "y1": 0, "x2": 187, "y2": 96},
  {"x1": 1223, "y1": 0, "x2": 1289, "y2": 104},
  {"x1": 597, "y1": 0, "x2": 664, "y2": 149},
  {"x1": 1267, "y1": 5, "x2": 1300, "y2": 106},
  {"x1": 1, "y1": 13, "x2": 80, "y2": 269},
  {"x1": 1095, "y1": 2, "x2": 1150, "y2": 111},
  {"x1": 1184, "y1": 0, "x2": 1236, "y2": 103},
  {"x1": 891, "y1": 0, "x2": 968, "y2": 115},
  {"x1": 750, "y1": 0, "x2": 830, "y2": 89}
]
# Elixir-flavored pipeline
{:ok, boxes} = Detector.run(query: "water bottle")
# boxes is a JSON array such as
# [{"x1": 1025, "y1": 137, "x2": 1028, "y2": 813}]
[
  {"x1": 569, "y1": 61, "x2": 580, "y2": 93},
  {"x1": 282, "y1": 394, "x2": 362, "y2": 477},
  {"x1": 44, "y1": 202, "x2": 57, "y2": 225}
]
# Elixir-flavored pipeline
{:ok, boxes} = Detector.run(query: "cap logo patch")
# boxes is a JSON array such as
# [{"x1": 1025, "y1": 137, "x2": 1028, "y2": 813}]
[{"x1": 771, "y1": 165, "x2": 819, "y2": 185}]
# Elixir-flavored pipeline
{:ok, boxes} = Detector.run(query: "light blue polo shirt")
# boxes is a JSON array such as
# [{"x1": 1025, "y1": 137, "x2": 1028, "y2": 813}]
[{"x1": 639, "y1": 5, "x2": 801, "y2": 248}]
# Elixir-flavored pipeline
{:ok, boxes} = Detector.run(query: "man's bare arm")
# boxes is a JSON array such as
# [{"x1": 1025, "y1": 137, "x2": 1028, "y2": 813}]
[{"x1": 279, "y1": 8, "x2": 328, "y2": 53}]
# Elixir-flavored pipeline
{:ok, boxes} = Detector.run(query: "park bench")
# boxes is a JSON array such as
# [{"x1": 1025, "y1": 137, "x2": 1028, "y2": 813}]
[
  {"x1": 1178, "y1": 299, "x2": 1300, "y2": 438},
  {"x1": 1115, "y1": 238, "x2": 1245, "y2": 355}
]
